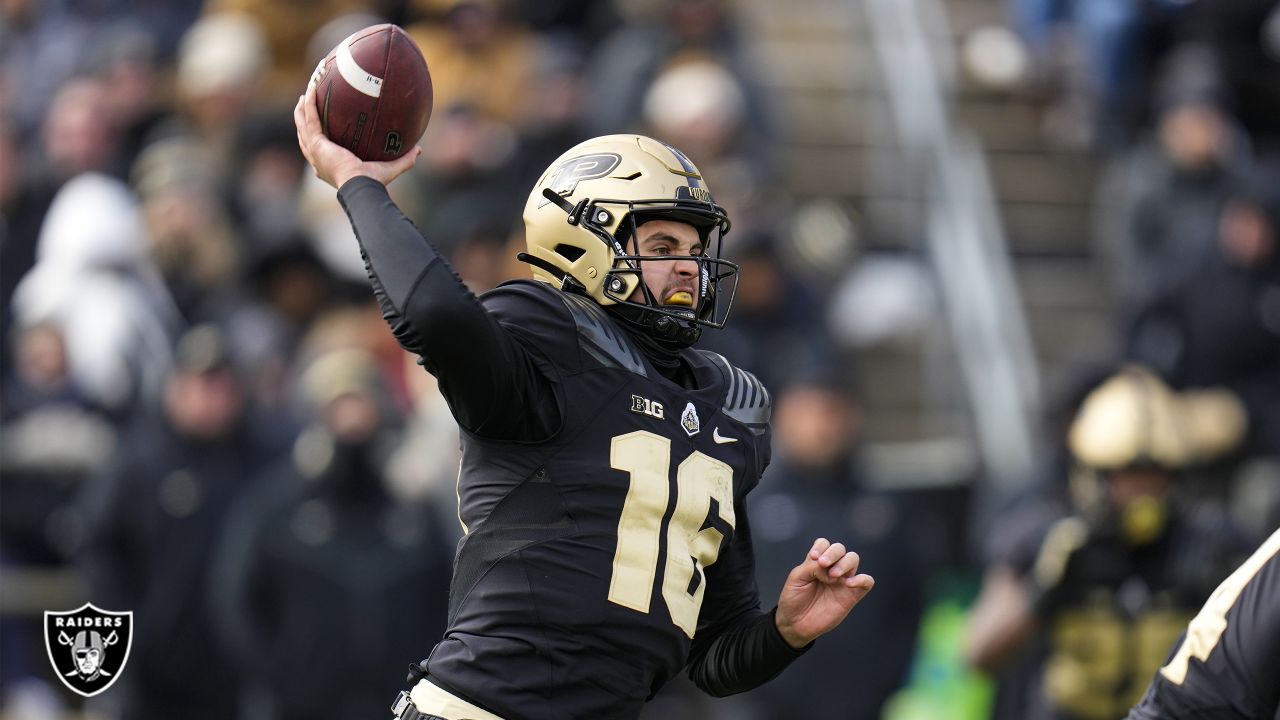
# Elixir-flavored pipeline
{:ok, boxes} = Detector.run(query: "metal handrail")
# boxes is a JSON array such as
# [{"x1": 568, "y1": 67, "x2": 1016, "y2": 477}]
[{"x1": 860, "y1": 0, "x2": 1042, "y2": 495}]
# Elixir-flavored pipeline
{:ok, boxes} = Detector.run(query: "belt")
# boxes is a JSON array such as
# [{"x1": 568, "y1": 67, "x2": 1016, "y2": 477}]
[
  {"x1": 391, "y1": 678, "x2": 506, "y2": 720},
  {"x1": 391, "y1": 690, "x2": 441, "y2": 720}
]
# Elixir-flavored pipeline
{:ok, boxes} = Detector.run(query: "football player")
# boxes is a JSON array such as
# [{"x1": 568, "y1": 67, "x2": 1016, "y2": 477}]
[
  {"x1": 964, "y1": 367, "x2": 1249, "y2": 720},
  {"x1": 293, "y1": 82, "x2": 875, "y2": 720},
  {"x1": 1126, "y1": 527, "x2": 1280, "y2": 720}
]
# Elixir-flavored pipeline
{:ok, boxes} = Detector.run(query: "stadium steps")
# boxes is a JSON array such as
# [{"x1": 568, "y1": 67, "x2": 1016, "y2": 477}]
[{"x1": 739, "y1": 0, "x2": 1115, "y2": 447}]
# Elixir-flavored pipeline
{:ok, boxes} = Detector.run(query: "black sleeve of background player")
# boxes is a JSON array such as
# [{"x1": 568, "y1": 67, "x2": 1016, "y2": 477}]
[
  {"x1": 336, "y1": 176, "x2": 558, "y2": 440},
  {"x1": 685, "y1": 607, "x2": 808, "y2": 696}
]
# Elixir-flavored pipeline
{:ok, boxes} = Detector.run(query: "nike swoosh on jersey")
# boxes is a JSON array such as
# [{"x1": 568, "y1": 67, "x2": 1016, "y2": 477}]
[{"x1": 712, "y1": 427, "x2": 738, "y2": 444}]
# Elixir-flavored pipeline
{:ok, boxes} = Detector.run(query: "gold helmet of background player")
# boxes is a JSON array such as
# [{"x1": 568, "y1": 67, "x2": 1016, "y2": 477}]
[
  {"x1": 1067, "y1": 365, "x2": 1246, "y2": 471},
  {"x1": 520, "y1": 134, "x2": 737, "y2": 346},
  {"x1": 1066, "y1": 365, "x2": 1247, "y2": 545}
]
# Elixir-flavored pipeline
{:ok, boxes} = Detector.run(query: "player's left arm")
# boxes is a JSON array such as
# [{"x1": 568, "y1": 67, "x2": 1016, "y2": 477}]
[
  {"x1": 685, "y1": 385, "x2": 873, "y2": 695},
  {"x1": 684, "y1": 505, "x2": 800, "y2": 697},
  {"x1": 724, "y1": 422, "x2": 875, "y2": 650},
  {"x1": 684, "y1": 533, "x2": 875, "y2": 696},
  {"x1": 685, "y1": 477, "x2": 874, "y2": 695}
]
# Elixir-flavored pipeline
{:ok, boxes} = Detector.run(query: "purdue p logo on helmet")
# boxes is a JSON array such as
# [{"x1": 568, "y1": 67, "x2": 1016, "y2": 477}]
[
  {"x1": 538, "y1": 153, "x2": 621, "y2": 205},
  {"x1": 521, "y1": 134, "x2": 738, "y2": 343}
]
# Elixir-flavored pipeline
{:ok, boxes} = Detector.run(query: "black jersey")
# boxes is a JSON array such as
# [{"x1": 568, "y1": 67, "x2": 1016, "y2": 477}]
[
  {"x1": 996, "y1": 508, "x2": 1244, "y2": 720},
  {"x1": 337, "y1": 177, "x2": 803, "y2": 720},
  {"x1": 1127, "y1": 528, "x2": 1280, "y2": 720},
  {"x1": 433, "y1": 282, "x2": 774, "y2": 718}
]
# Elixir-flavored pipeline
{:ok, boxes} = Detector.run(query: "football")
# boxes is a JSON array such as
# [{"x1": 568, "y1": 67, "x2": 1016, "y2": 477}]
[{"x1": 310, "y1": 24, "x2": 432, "y2": 162}]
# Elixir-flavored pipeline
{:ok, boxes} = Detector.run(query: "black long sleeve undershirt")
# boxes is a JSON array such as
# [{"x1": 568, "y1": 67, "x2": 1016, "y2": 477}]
[
  {"x1": 337, "y1": 176, "x2": 558, "y2": 441},
  {"x1": 687, "y1": 607, "x2": 810, "y2": 697}
]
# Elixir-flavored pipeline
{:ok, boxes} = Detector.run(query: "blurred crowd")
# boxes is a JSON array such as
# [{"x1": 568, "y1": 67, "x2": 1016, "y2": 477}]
[
  {"x1": 0, "y1": 0, "x2": 1277, "y2": 719},
  {"x1": 971, "y1": 1, "x2": 1280, "y2": 719}
]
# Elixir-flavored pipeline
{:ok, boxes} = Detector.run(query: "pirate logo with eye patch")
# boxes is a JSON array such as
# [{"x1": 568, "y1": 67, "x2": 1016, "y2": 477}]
[{"x1": 44, "y1": 603, "x2": 133, "y2": 697}]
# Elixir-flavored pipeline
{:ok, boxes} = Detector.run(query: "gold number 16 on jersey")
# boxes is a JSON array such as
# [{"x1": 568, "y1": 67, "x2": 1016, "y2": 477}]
[{"x1": 609, "y1": 431, "x2": 736, "y2": 638}]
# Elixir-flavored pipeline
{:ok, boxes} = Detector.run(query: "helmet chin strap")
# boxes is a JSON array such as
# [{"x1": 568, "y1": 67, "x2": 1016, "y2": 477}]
[
  {"x1": 607, "y1": 300, "x2": 702, "y2": 350},
  {"x1": 650, "y1": 313, "x2": 702, "y2": 347}
]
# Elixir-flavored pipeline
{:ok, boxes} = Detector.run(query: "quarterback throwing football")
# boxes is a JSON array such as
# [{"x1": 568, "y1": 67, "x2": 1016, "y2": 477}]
[{"x1": 294, "y1": 82, "x2": 874, "y2": 720}]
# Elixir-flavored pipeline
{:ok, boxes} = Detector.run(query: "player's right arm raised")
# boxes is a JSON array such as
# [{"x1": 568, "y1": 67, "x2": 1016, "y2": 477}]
[{"x1": 293, "y1": 85, "x2": 558, "y2": 441}]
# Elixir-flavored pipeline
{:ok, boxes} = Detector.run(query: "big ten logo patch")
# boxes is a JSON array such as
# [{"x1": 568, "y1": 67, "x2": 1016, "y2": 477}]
[{"x1": 630, "y1": 394, "x2": 664, "y2": 420}]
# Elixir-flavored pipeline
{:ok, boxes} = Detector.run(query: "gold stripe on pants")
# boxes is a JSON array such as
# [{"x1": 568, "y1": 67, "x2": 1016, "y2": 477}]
[{"x1": 409, "y1": 678, "x2": 507, "y2": 720}]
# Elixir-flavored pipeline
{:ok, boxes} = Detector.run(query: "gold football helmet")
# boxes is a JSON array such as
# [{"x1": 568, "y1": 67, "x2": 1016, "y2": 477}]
[
  {"x1": 1068, "y1": 365, "x2": 1246, "y2": 471},
  {"x1": 520, "y1": 134, "x2": 737, "y2": 345},
  {"x1": 1064, "y1": 365, "x2": 1246, "y2": 545}
]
